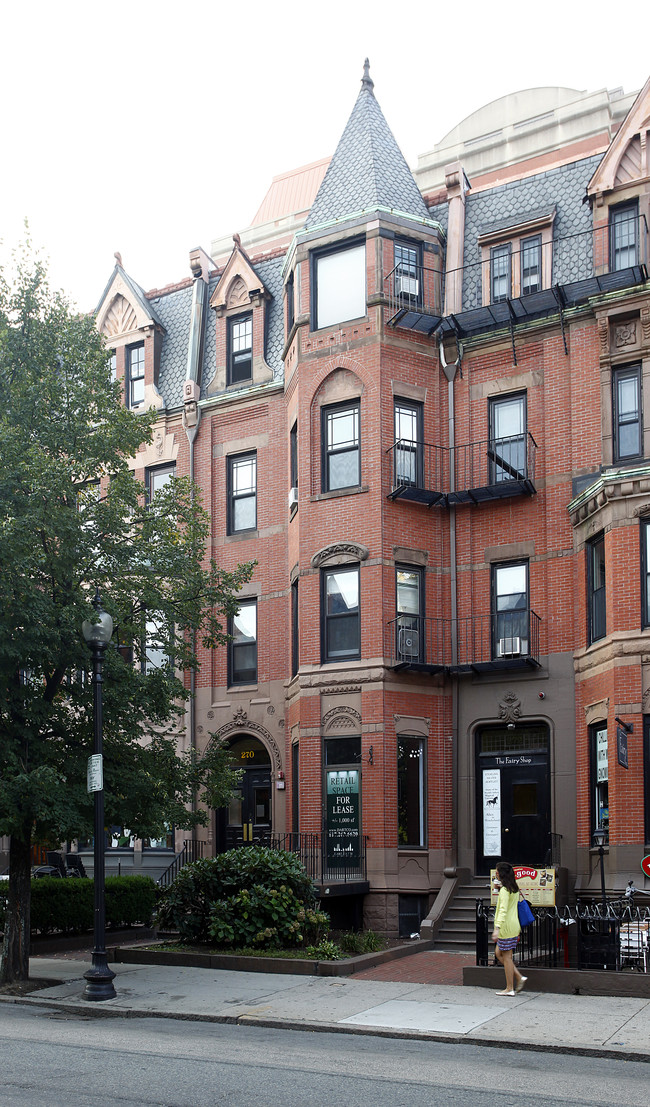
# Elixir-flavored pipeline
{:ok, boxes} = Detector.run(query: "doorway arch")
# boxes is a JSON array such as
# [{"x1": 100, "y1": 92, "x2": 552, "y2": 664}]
[{"x1": 214, "y1": 735, "x2": 272, "y2": 851}]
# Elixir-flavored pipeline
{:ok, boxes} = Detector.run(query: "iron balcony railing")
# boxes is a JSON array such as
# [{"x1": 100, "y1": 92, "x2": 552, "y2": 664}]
[
  {"x1": 387, "y1": 432, "x2": 537, "y2": 507},
  {"x1": 386, "y1": 216, "x2": 648, "y2": 334},
  {"x1": 477, "y1": 897, "x2": 650, "y2": 972},
  {"x1": 386, "y1": 610, "x2": 541, "y2": 673},
  {"x1": 269, "y1": 832, "x2": 368, "y2": 884}
]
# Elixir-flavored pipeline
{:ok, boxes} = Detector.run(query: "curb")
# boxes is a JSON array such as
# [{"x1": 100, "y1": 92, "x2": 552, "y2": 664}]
[{"x1": 4, "y1": 992, "x2": 650, "y2": 1063}]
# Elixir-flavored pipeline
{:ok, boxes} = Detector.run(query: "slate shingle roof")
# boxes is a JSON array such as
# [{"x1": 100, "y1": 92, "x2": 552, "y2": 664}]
[
  {"x1": 154, "y1": 284, "x2": 193, "y2": 408},
  {"x1": 305, "y1": 83, "x2": 430, "y2": 229},
  {"x1": 461, "y1": 155, "x2": 602, "y2": 310}
]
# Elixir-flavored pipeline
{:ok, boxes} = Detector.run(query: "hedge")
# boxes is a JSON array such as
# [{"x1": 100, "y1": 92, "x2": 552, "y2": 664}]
[{"x1": 0, "y1": 875, "x2": 157, "y2": 936}]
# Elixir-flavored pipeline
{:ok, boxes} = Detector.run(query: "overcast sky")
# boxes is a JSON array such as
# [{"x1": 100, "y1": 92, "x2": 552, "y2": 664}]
[{"x1": 2, "y1": 0, "x2": 648, "y2": 312}]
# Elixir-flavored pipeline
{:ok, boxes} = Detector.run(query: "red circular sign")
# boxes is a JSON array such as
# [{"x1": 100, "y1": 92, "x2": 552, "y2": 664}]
[{"x1": 641, "y1": 855, "x2": 650, "y2": 878}]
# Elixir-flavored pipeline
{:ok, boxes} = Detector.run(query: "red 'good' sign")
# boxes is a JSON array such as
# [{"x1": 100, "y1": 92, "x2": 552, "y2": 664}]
[{"x1": 641, "y1": 856, "x2": 650, "y2": 878}]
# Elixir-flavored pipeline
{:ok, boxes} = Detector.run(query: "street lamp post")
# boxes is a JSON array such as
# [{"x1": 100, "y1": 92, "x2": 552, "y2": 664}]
[
  {"x1": 592, "y1": 826, "x2": 607, "y2": 911},
  {"x1": 82, "y1": 589, "x2": 117, "y2": 1001}
]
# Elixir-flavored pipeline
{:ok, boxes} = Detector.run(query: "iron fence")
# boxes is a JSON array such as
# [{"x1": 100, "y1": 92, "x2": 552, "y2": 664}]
[
  {"x1": 157, "y1": 838, "x2": 207, "y2": 889},
  {"x1": 476, "y1": 897, "x2": 650, "y2": 972},
  {"x1": 384, "y1": 609, "x2": 541, "y2": 671},
  {"x1": 269, "y1": 832, "x2": 368, "y2": 884}
]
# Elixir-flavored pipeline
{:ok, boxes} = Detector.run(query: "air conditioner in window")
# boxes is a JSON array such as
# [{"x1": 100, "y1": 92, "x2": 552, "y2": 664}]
[
  {"x1": 395, "y1": 275, "x2": 419, "y2": 298},
  {"x1": 398, "y1": 627, "x2": 420, "y2": 660},
  {"x1": 496, "y1": 637, "x2": 526, "y2": 658},
  {"x1": 288, "y1": 486, "x2": 298, "y2": 510}
]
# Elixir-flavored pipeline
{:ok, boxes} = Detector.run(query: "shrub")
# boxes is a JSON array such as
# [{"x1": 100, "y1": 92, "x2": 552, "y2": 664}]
[
  {"x1": 156, "y1": 846, "x2": 324, "y2": 947},
  {"x1": 0, "y1": 875, "x2": 156, "y2": 937},
  {"x1": 305, "y1": 939, "x2": 343, "y2": 960},
  {"x1": 339, "y1": 929, "x2": 386, "y2": 954}
]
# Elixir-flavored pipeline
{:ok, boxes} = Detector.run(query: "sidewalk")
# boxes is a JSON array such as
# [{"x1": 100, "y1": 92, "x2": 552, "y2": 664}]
[{"x1": 3, "y1": 952, "x2": 650, "y2": 1062}]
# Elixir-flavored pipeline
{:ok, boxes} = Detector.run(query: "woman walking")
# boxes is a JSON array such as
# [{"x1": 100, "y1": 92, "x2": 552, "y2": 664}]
[{"x1": 491, "y1": 861, "x2": 527, "y2": 996}]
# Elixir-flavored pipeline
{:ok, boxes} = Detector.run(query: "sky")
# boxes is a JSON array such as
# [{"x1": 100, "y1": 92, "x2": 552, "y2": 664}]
[{"x1": 2, "y1": 0, "x2": 649, "y2": 312}]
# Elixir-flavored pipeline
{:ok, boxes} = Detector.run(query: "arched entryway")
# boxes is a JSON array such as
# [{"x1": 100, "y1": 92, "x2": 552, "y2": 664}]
[{"x1": 214, "y1": 735, "x2": 272, "y2": 851}]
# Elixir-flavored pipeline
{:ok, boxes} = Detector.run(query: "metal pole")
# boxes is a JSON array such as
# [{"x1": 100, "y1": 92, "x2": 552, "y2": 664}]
[
  {"x1": 83, "y1": 638, "x2": 116, "y2": 1001},
  {"x1": 598, "y1": 843, "x2": 607, "y2": 912}
]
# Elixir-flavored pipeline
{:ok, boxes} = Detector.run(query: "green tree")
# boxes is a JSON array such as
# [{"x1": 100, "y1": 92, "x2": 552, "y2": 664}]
[{"x1": 0, "y1": 246, "x2": 253, "y2": 983}]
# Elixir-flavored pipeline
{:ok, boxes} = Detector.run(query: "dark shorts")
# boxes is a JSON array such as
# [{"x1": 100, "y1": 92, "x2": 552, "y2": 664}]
[{"x1": 497, "y1": 936, "x2": 519, "y2": 952}]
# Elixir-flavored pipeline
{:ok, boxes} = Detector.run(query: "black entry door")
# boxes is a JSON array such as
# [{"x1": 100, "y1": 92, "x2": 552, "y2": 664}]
[
  {"x1": 477, "y1": 752, "x2": 550, "y2": 872},
  {"x1": 216, "y1": 766, "x2": 272, "y2": 851}
]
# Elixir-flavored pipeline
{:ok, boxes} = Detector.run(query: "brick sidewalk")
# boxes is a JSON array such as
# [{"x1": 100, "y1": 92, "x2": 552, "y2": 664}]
[{"x1": 354, "y1": 950, "x2": 475, "y2": 986}]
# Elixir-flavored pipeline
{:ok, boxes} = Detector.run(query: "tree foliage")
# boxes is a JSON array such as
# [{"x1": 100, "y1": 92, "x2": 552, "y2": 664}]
[{"x1": 0, "y1": 243, "x2": 253, "y2": 981}]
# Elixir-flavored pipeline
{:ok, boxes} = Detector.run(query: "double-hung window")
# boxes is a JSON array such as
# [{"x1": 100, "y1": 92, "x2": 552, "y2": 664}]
[
  {"x1": 610, "y1": 201, "x2": 638, "y2": 272},
  {"x1": 489, "y1": 393, "x2": 526, "y2": 482},
  {"x1": 521, "y1": 235, "x2": 542, "y2": 296},
  {"x1": 492, "y1": 561, "x2": 529, "y2": 658},
  {"x1": 587, "y1": 533, "x2": 606, "y2": 644},
  {"x1": 490, "y1": 244, "x2": 511, "y2": 303},
  {"x1": 398, "y1": 737, "x2": 425, "y2": 848},
  {"x1": 228, "y1": 314, "x2": 253, "y2": 385},
  {"x1": 322, "y1": 401, "x2": 360, "y2": 491},
  {"x1": 286, "y1": 272, "x2": 295, "y2": 335},
  {"x1": 642, "y1": 519, "x2": 650, "y2": 628},
  {"x1": 313, "y1": 241, "x2": 366, "y2": 330},
  {"x1": 396, "y1": 566, "x2": 424, "y2": 663},
  {"x1": 322, "y1": 565, "x2": 360, "y2": 662},
  {"x1": 144, "y1": 616, "x2": 169, "y2": 674},
  {"x1": 613, "y1": 364, "x2": 642, "y2": 462},
  {"x1": 291, "y1": 579, "x2": 299, "y2": 677},
  {"x1": 394, "y1": 399, "x2": 423, "y2": 487},
  {"x1": 146, "y1": 464, "x2": 175, "y2": 502},
  {"x1": 228, "y1": 600, "x2": 257, "y2": 685},
  {"x1": 227, "y1": 453, "x2": 256, "y2": 533},
  {"x1": 394, "y1": 240, "x2": 421, "y2": 302},
  {"x1": 127, "y1": 343, "x2": 145, "y2": 408}
]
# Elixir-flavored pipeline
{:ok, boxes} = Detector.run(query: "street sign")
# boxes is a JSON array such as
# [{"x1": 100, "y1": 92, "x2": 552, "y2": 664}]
[
  {"x1": 617, "y1": 725, "x2": 629, "y2": 769},
  {"x1": 641, "y1": 855, "x2": 650, "y2": 879},
  {"x1": 87, "y1": 754, "x2": 103, "y2": 793}
]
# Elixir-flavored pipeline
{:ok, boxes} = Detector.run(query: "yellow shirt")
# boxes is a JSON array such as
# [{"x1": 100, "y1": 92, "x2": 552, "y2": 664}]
[{"x1": 494, "y1": 887, "x2": 521, "y2": 939}]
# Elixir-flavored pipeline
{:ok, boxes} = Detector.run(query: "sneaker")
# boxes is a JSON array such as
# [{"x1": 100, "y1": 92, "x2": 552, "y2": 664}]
[
  {"x1": 495, "y1": 989, "x2": 516, "y2": 996},
  {"x1": 515, "y1": 976, "x2": 528, "y2": 994}
]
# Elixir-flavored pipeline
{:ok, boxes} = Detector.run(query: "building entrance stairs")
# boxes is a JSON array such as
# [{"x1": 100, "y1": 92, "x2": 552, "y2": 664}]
[{"x1": 432, "y1": 874, "x2": 489, "y2": 953}]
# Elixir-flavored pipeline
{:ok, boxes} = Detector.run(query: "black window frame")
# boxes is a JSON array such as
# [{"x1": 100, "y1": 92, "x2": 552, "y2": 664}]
[
  {"x1": 587, "y1": 532, "x2": 606, "y2": 645},
  {"x1": 397, "y1": 735, "x2": 425, "y2": 849},
  {"x1": 228, "y1": 598, "x2": 258, "y2": 686},
  {"x1": 488, "y1": 391, "x2": 527, "y2": 483},
  {"x1": 286, "y1": 271, "x2": 295, "y2": 335},
  {"x1": 613, "y1": 363, "x2": 642, "y2": 463},
  {"x1": 491, "y1": 560, "x2": 529, "y2": 659},
  {"x1": 590, "y1": 721, "x2": 609, "y2": 844},
  {"x1": 145, "y1": 463, "x2": 175, "y2": 503},
  {"x1": 321, "y1": 400, "x2": 360, "y2": 493},
  {"x1": 642, "y1": 518, "x2": 650, "y2": 629},
  {"x1": 310, "y1": 238, "x2": 366, "y2": 332},
  {"x1": 394, "y1": 238, "x2": 422, "y2": 305},
  {"x1": 291, "y1": 578, "x2": 299, "y2": 678},
  {"x1": 610, "y1": 200, "x2": 638, "y2": 272},
  {"x1": 321, "y1": 564, "x2": 360, "y2": 663},
  {"x1": 290, "y1": 421, "x2": 298, "y2": 492},
  {"x1": 521, "y1": 234, "x2": 542, "y2": 296},
  {"x1": 227, "y1": 312, "x2": 253, "y2": 386},
  {"x1": 126, "y1": 343, "x2": 145, "y2": 409},
  {"x1": 227, "y1": 452, "x2": 257, "y2": 535},
  {"x1": 393, "y1": 398, "x2": 424, "y2": 488},
  {"x1": 396, "y1": 564, "x2": 424, "y2": 663},
  {"x1": 490, "y1": 243, "x2": 511, "y2": 303}
]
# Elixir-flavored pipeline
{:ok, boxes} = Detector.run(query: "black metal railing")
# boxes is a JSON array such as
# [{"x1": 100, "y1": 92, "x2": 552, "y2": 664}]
[
  {"x1": 387, "y1": 432, "x2": 537, "y2": 506},
  {"x1": 157, "y1": 839, "x2": 207, "y2": 889},
  {"x1": 269, "y1": 832, "x2": 368, "y2": 884},
  {"x1": 385, "y1": 609, "x2": 541, "y2": 672},
  {"x1": 476, "y1": 897, "x2": 650, "y2": 972},
  {"x1": 386, "y1": 217, "x2": 648, "y2": 330}
]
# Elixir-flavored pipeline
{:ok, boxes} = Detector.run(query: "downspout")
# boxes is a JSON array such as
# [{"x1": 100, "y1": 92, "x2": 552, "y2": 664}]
[{"x1": 183, "y1": 248, "x2": 211, "y2": 834}]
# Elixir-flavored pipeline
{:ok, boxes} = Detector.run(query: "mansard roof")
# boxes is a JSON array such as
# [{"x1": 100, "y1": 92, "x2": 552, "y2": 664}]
[
  {"x1": 304, "y1": 61, "x2": 430, "y2": 230},
  {"x1": 588, "y1": 74, "x2": 650, "y2": 197}
]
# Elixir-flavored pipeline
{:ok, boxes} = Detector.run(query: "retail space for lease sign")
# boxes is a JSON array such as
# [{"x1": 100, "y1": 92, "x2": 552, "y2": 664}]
[{"x1": 326, "y1": 769, "x2": 360, "y2": 869}]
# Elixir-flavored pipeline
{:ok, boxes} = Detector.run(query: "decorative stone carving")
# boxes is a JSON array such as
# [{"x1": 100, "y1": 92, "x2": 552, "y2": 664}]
[
  {"x1": 642, "y1": 306, "x2": 650, "y2": 344},
  {"x1": 226, "y1": 276, "x2": 249, "y2": 310},
  {"x1": 614, "y1": 321, "x2": 637, "y2": 347},
  {"x1": 209, "y1": 714, "x2": 282, "y2": 770},
  {"x1": 597, "y1": 318, "x2": 608, "y2": 358},
  {"x1": 498, "y1": 691, "x2": 522, "y2": 725},
  {"x1": 322, "y1": 706, "x2": 362, "y2": 735},
  {"x1": 311, "y1": 542, "x2": 369, "y2": 568},
  {"x1": 102, "y1": 295, "x2": 138, "y2": 338},
  {"x1": 233, "y1": 706, "x2": 248, "y2": 727}
]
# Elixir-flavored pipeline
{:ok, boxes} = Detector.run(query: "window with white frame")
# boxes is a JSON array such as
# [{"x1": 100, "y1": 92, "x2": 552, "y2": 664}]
[
  {"x1": 227, "y1": 453, "x2": 257, "y2": 533},
  {"x1": 613, "y1": 364, "x2": 642, "y2": 463},
  {"x1": 228, "y1": 600, "x2": 257, "y2": 684},
  {"x1": 313, "y1": 242, "x2": 366, "y2": 330},
  {"x1": 127, "y1": 343, "x2": 145, "y2": 408}
]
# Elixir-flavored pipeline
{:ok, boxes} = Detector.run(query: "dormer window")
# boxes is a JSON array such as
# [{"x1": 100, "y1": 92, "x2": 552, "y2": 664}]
[
  {"x1": 228, "y1": 314, "x2": 253, "y2": 385},
  {"x1": 479, "y1": 209, "x2": 555, "y2": 306},
  {"x1": 521, "y1": 235, "x2": 542, "y2": 296},
  {"x1": 127, "y1": 343, "x2": 145, "y2": 408},
  {"x1": 312, "y1": 241, "x2": 366, "y2": 331},
  {"x1": 490, "y1": 244, "x2": 511, "y2": 304}
]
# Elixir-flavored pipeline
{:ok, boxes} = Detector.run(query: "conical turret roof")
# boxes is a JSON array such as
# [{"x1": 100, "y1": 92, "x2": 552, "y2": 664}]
[{"x1": 305, "y1": 60, "x2": 430, "y2": 230}]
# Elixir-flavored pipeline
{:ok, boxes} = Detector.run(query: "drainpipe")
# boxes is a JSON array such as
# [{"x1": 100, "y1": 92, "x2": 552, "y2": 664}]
[{"x1": 183, "y1": 248, "x2": 211, "y2": 834}]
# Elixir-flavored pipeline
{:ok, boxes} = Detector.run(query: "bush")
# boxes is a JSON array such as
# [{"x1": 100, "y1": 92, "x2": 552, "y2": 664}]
[
  {"x1": 305, "y1": 939, "x2": 343, "y2": 961},
  {"x1": 0, "y1": 875, "x2": 157, "y2": 937},
  {"x1": 156, "y1": 846, "x2": 325, "y2": 948},
  {"x1": 339, "y1": 929, "x2": 386, "y2": 954}
]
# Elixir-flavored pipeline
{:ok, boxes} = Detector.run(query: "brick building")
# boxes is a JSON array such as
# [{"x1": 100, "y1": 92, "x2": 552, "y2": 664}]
[{"x1": 94, "y1": 64, "x2": 650, "y2": 936}]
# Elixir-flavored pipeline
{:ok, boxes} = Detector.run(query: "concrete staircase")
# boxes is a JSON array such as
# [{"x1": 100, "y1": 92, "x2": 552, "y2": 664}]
[{"x1": 432, "y1": 874, "x2": 491, "y2": 953}]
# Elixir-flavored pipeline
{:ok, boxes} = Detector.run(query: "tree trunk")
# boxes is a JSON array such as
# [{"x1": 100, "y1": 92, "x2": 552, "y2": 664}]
[{"x1": 0, "y1": 834, "x2": 32, "y2": 983}]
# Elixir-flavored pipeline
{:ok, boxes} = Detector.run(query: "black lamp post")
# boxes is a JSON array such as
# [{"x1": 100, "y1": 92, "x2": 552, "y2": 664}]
[
  {"x1": 82, "y1": 589, "x2": 117, "y2": 1001},
  {"x1": 592, "y1": 826, "x2": 607, "y2": 911}
]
